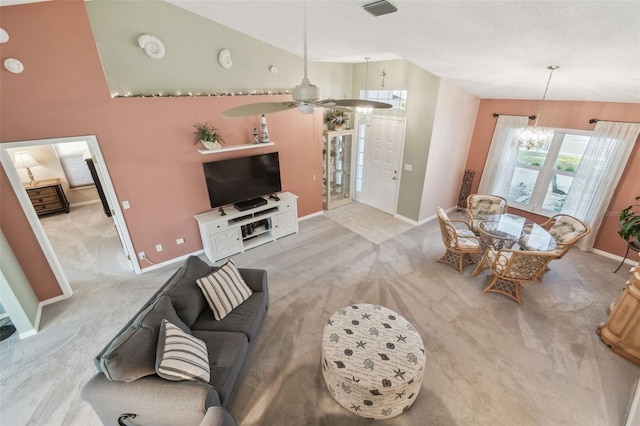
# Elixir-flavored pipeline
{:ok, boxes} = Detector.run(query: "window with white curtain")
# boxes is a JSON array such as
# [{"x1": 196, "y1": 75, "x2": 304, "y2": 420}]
[
  {"x1": 53, "y1": 141, "x2": 94, "y2": 189},
  {"x1": 506, "y1": 132, "x2": 590, "y2": 214},
  {"x1": 480, "y1": 116, "x2": 640, "y2": 250}
]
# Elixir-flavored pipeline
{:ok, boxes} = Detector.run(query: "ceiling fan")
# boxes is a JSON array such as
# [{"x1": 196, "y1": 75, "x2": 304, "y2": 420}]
[{"x1": 222, "y1": 3, "x2": 392, "y2": 118}]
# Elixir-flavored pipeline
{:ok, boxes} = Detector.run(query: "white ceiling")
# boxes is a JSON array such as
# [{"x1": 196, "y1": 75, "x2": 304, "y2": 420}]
[{"x1": 166, "y1": 0, "x2": 640, "y2": 103}]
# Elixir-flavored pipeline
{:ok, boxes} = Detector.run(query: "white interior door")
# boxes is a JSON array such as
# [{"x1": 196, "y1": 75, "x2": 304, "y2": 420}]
[
  {"x1": 0, "y1": 136, "x2": 139, "y2": 278},
  {"x1": 354, "y1": 116, "x2": 406, "y2": 214}
]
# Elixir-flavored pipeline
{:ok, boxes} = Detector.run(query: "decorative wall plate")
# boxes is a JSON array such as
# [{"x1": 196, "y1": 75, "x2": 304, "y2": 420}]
[
  {"x1": 137, "y1": 34, "x2": 165, "y2": 59},
  {"x1": 218, "y1": 49, "x2": 232, "y2": 69},
  {"x1": 0, "y1": 28, "x2": 8, "y2": 44},
  {"x1": 4, "y1": 58, "x2": 24, "y2": 74}
]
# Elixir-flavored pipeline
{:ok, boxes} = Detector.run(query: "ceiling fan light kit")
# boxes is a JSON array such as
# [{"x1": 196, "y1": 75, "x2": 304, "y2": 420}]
[
  {"x1": 292, "y1": 77, "x2": 320, "y2": 103},
  {"x1": 222, "y1": 2, "x2": 393, "y2": 118}
]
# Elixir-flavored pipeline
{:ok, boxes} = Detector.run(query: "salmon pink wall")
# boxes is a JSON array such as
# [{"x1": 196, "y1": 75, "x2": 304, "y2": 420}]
[
  {"x1": 0, "y1": 1, "x2": 322, "y2": 301},
  {"x1": 466, "y1": 99, "x2": 640, "y2": 258}
]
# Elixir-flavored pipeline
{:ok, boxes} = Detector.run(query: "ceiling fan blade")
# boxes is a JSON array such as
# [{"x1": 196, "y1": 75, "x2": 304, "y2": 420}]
[
  {"x1": 222, "y1": 102, "x2": 298, "y2": 118},
  {"x1": 324, "y1": 99, "x2": 393, "y2": 109},
  {"x1": 312, "y1": 101, "x2": 352, "y2": 112}
]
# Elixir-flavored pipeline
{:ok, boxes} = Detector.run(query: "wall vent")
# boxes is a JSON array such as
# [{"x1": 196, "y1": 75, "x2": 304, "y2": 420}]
[{"x1": 363, "y1": 0, "x2": 398, "y2": 17}]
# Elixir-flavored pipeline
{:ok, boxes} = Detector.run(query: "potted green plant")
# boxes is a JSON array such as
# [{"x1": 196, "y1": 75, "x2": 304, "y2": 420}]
[
  {"x1": 326, "y1": 110, "x2": 349, "y2": 130},
  {"x1": 194, "y1": 123, "x2": 224, "y2": 150},
  {"x1": 619, "y1": 196, "x2": 640, "y2": 248}
]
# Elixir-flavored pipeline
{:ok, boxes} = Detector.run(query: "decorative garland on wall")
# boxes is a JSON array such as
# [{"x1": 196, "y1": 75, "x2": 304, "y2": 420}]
[{"x1": 111, "y1": 90, "x2": 291, "y2": 99}]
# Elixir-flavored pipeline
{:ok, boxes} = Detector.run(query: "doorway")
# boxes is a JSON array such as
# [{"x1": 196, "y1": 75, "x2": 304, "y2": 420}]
[
  {"x1": 0, "y1": 135, "x2": 138, "y2": 307},
  {"x1": 354, "y1": 116, "x2": 406, "y2": 214}
]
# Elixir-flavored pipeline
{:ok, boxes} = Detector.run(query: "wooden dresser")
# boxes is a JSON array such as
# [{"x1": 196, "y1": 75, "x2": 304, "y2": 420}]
[
  {"x1": 23, "y1": 178, "x2": 70, "y2": 217},
  {"x1": 597, "y1": 252, "x2": 640, "y2": 364}
]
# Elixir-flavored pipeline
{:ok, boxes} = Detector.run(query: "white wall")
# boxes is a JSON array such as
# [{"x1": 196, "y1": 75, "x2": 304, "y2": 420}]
[{"x1": 419, "y1": 78, "x2": 480, "y2": 221}]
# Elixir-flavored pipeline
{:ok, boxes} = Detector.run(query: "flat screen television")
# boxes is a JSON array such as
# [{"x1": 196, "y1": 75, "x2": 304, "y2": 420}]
[{"x1": 203, "y1": 152, "x2": 282, "y2": 212}]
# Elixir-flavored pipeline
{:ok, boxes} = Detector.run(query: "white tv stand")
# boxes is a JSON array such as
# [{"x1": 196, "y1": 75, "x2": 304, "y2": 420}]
[{"x1": 194, "y1": 192, "x2": 298, "y2": 263}]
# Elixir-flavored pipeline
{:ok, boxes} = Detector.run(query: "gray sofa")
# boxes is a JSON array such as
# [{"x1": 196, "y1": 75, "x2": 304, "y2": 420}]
[{"x1": 81, "y1": 256, "x2": 268, "y2": 426}]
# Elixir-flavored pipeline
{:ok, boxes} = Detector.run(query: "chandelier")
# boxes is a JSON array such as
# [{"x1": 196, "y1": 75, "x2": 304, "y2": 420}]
[{"x1": 514, "y1": 65, "x2": 559, "y2": 150}]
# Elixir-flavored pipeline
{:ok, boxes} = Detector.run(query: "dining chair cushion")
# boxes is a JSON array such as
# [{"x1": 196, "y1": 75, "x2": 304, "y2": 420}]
[
  {"x1": 456, "y1": 229, "x2": 477, "y2": 238},
  {"x1": 457, "y1": 236, "x2": 481, "y2": 249},
  {"x1": 447, "y1": 228, "x2": 478, "y2": 248},
  {"x1": 549, "y1": 247, "x2": 564, "y2": 256},
  {"x1": 548, "y1": 216, "x2": 588, "y2": 244},
  {"x1": 469, "y1": 198, "x2": 505, "y2": 218},
  {"x1": 486, "y1": 248, "x2": 513, "y2": 273}
]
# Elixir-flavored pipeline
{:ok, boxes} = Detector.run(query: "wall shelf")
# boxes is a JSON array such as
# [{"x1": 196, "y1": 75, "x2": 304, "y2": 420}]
[{"x1": 198, "y1": 142, "x2": 275, "y2": 155}]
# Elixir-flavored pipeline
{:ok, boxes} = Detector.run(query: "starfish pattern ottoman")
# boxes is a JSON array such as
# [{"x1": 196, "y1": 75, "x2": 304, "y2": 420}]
[{"x1": 321, "y1": 304, "x2": 426, "y2": 419}]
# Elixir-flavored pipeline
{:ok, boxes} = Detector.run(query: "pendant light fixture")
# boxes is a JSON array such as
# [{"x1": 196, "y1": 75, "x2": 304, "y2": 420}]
[
  {"x1": 514, "y1": 65, "x2": 559, "y2": 150},
  {"x1": 356, "y1": 57, "x2": 374, "y2": 120}
]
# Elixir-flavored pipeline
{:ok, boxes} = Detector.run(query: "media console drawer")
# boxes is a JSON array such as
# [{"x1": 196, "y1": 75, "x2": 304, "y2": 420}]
[{"x1": 194, "y1": 192, "x2": 299, "y2": 263}]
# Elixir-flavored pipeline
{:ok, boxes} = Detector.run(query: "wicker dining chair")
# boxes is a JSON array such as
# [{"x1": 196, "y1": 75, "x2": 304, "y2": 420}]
[
  {"x1": 466, "y1": 194, "x2": 509, "y2": 234},
  {"x1": 436, "y1": 207, "x2": 483, "y2": 274},
  {"x1": 538, "y1": 214, "x2": 591, "y2": 258},
  {"x1": 480, "y1": 247, "x2": 559, "y2": 304}
]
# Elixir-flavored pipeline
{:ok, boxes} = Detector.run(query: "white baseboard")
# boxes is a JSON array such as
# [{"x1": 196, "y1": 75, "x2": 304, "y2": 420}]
[
  {"x1": 36, "y1": 293, "x2": 71, "y2": 333},
  {"x1": 139, "y1": 250, "x2": 205, "y2": 273},
  {"x1": 626, "y1": 378, "x2": 640, "y2": 426},
  {"x1": 414, "y1": 206, "x2": 459, "y2": 226},
  {"x1": 393, "y1": 213, "x2": 419, "y2": 226},
  {"x1": 591, "y1": 248, "x2": 637, "y2": 268},
  {"x1": 299, "y1": 210, "x2": 324, "y2": 221},
  {"x1": 69, "y1": 199, "x2": 101, "y2": 208},
  {"x1": 19, "y1": 329, "x2": 38, "y2": 339}
]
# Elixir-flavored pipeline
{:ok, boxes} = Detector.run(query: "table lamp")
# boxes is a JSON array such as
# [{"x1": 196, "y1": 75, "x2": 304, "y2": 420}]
[{"x1": 13, "y1": 151, "x2": 39, "y2": 186}]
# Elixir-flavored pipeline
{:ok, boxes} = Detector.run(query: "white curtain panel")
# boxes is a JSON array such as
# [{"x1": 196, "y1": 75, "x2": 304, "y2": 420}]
[
  {"x1": 478, "y1": 115, "x2": 529, "y2": 196},
  {"x1": 562, "y1": 121, "x2": 640, "y2": 250}
]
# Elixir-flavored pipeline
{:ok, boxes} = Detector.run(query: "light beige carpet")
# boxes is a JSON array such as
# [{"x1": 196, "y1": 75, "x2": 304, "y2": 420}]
[{"x1": 0, "y1": 203, "x2": 638, "y2": 425}]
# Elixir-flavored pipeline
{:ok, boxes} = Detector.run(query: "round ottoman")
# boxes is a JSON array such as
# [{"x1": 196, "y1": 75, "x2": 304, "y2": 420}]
[{"x1": 321, "y1": 304, "x2": 426, "y2": 419}]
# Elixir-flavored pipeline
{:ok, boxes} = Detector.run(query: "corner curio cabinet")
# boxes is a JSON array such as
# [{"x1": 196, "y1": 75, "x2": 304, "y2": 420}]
[{"x1": 322, "y1": 129, "x2": 354, "y2": 210}]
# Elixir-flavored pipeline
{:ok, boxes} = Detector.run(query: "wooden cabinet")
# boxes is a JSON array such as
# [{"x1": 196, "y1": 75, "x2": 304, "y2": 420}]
[
  {"x1": 194, "y1": 192, "x2": 298, "y2": 263},
  {"x1": 23, "y1": 178, "x2": 70, "y2": 217},
  {"x1": 597, "y1": 254, "x2": 640, "y2": 364},
  {"x1": 323, "y1": 130, "x2": 353, "y2": 210}
]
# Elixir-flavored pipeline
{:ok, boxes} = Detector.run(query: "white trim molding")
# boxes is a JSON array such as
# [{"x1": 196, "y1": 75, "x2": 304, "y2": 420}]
[{"x1": 626, "y1": 378, "x2": 640, "y2": 426}]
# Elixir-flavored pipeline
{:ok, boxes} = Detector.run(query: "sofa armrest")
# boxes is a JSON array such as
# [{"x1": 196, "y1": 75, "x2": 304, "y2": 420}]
[
  {"x1": 82, "y1": 373, "x2": 221, "y2": 426},
  {"x1": 199, "y1": 407, "x2": 238, "y2": 426},
  {"x1": 238, "y1": 268, "x2": 267, "y2": 294}
]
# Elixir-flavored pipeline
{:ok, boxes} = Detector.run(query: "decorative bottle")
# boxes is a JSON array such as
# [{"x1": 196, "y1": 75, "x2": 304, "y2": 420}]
[
  {"x1": 253, "y1": 128, "x2": 259, "y2": 144},
  {"x1": 261, "y1": 114, "x2": 270, "y2": 143}
]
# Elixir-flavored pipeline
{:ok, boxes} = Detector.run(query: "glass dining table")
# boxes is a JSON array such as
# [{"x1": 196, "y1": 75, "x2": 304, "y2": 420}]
[{"x1": 476, "y1": 213, "x2": 557, "y2": 252}]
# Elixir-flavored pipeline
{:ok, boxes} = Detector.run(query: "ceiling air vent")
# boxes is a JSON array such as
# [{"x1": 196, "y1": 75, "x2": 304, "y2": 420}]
[{"x1": 363, "y1": 0, "x2": 397, "y2": 17}]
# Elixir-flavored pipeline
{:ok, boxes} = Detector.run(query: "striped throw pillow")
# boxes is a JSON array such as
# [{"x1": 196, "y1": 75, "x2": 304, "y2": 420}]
[
  {"x1": 156, "y1": 319, "x2": 210, "y2": 383},
  {"x1": 196, "y1": 258, "x2": 253, "y2": 321}
]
